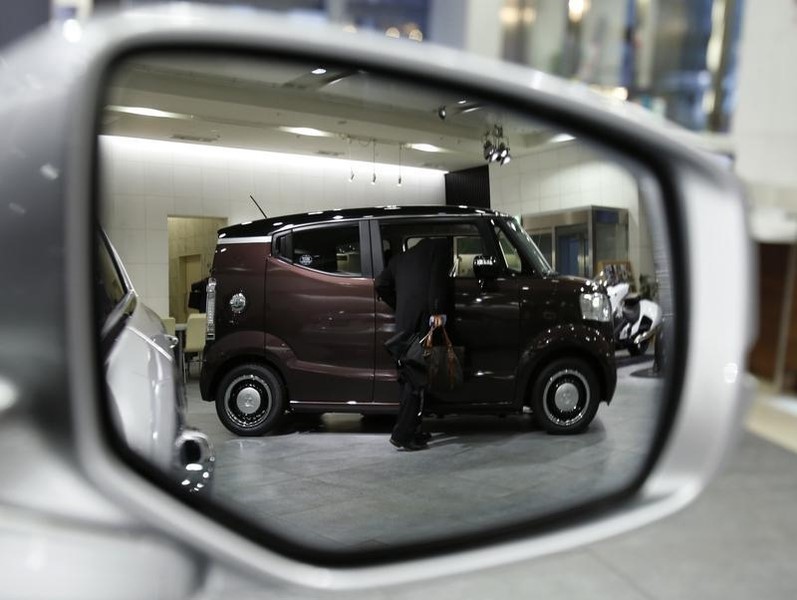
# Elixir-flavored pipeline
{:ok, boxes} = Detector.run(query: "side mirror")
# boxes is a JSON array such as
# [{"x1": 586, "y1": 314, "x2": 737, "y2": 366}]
[
  {"x1": 0, "y1": 5, "x2": 756, "y2": 596},
  {"x1": 472, "y1": 255, "x2": 502, "y2": 279}
]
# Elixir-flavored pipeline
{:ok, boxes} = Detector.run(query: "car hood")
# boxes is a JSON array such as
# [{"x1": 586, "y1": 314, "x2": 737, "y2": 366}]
[{"x1": 546, "y1": 274, "x2": 604, "y2": 295}]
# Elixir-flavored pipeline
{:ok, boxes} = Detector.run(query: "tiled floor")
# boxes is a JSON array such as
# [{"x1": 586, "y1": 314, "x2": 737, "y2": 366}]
[
  {"x1": 196, "y1": 395, "x2": 797, "y2": 600},
  {"x1": 187, "y1": 354, "x2": 662, "y2": 550},
  {"x1": 185, "y1": 366, "x2": 797, "y2": 600}
]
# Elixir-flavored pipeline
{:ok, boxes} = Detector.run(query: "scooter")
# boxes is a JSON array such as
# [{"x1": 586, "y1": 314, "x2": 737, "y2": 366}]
[{"x1": 606, "y1": 282, "x2": 662, "y2": 356}]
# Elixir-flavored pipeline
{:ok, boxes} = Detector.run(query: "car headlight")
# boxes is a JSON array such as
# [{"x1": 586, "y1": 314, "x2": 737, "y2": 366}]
[{"x1": 580, "y1": 293, "x2": 611, "y2": 322}]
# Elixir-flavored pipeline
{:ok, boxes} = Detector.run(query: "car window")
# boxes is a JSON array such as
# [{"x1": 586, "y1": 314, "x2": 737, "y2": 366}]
[
  {"x1": 494, "y1": 226, "x2": 523, "y2": 273},
  {"x1": 291, "y1": 224, "x2": 362, "y2": 276},
  {"x1": 97, "y1": 236, "x2": 128, "y2": 324},
  {"x1": 381, "y1": 221, "x2": 488, "y2": 278}
]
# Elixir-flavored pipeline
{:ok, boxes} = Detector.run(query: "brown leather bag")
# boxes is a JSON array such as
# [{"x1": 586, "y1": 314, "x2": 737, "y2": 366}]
[{"x1": 422, "y1": 325, "x2": 464, "y2": 392}]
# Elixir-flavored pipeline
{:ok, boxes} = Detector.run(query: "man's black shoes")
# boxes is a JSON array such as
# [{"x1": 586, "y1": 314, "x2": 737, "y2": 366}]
[{"x1": 390, "y1": 437, "x2": 428, "y2": 451}]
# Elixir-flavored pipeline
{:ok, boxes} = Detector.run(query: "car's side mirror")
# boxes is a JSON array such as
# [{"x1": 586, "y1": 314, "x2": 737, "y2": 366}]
[
  {"x1": 0, "y1": 5, "x2": 756, "y2": 596},
  {"x1": 472, "y1": 255, "x2": 501, "y2": 279}
]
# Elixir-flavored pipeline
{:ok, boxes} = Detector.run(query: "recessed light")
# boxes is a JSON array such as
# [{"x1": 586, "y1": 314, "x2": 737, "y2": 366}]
[
  {"x1": 107, "y1": 105, "x2": 192, "y2": 120},
  {"x1": 408, "y1": 143, "x2": 446, "y2": 153},
  {"x1": 311, "y1": 67, "x2": 327, "y2": 75},
  {"x1": 278, "y1": 126, "x2": 334, "y2": 137}
]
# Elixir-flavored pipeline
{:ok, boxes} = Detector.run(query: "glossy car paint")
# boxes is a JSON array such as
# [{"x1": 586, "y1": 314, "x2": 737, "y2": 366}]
[
  {"x1": 201, "y1": 209, "x2": 616, "y2": 416},
  {"x1": 0, "y1": 5, "x2": 754, "y2": 595}
]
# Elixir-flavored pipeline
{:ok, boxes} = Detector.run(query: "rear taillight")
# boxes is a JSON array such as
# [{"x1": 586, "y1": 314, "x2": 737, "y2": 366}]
[{"x1": 206, "y1": 277, "x2": 216, "y2": 340}]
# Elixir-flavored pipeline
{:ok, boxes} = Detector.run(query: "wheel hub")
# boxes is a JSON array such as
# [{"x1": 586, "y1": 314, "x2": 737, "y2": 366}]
[
  {"x1": 553, "y1": 382, "x2": 579, "y2": 412},
  {"x1": 235, "y1": 386, "x2": 262, "y2": 415}
]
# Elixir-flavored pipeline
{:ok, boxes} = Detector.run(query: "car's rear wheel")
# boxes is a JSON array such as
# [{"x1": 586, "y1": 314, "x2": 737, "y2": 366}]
[
  {"x1": 215, "y1": 364, "x2": 285, "y2": 436},
  {"x1": 531, "y1": 358, "x2": 600, "y2": 434}
]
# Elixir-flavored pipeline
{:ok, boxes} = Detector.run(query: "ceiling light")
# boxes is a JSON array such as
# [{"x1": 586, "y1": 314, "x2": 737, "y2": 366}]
[
  {"x1": 278, "y1": 126, "x2": 334, "y2": 137},
  {"x1": 568, "y1": 0, "x2": 589, "y2": 22},
  {"x1": 408, "y1": 29, "x2": 423, "y2": 42},
  {"x1": 408, "y1": 143, "x2": 446, "y2": 153},
  {"x1": 311, "y1": 67, "x2": 327, "y2": 75},
  {"x1": 397, "y1": 143, "x2": 403, "y2": 187},
  {"x1": 457, "y1": 99, "x2": 468, "y2": 105},
  {"x1": 483, "y1": 141, "x2": 494, "y2": 161},
  {"x1": 106, "y1": 105, "x2": 192, "y2": 119},
  {"x1": 551, "y1": 133, "x2": 575, "y2": 143},
  {"x1": 385, "y1": 27, "x2": 400, "y2": 38},
  {"x1": 371, "y1": 139, "x2": 377, "y2": 184}
]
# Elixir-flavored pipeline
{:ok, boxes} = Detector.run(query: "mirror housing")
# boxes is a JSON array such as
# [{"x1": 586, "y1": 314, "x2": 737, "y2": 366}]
[
  {"x1": 472, "y1": 255, "x2": 502, "y2": 279},
  {"x1": 0, "y1": 4, "x2": 757, "y2": 594}
]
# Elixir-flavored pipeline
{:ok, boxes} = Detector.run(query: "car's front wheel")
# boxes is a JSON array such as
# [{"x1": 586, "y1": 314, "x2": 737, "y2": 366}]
[
  {"x1": 531, "y1": 358, "x2": 600, "y2": 434},
  {"x1": 215, "y1": 364, "x2": 286, "y2": 436}
]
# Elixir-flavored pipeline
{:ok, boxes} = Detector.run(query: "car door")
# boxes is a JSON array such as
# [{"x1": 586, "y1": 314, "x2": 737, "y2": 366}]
[
  {"x1": 372, "y1": 218, "x2": 520, "y2": 407},
  {"x1": 266, "y1": 220, "x2": 375, "y2": 406}
]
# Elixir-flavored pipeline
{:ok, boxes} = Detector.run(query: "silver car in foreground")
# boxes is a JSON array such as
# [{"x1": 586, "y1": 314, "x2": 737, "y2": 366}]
[{"x1": 98, "y1": 232, "x2": 214, "y2": 492}]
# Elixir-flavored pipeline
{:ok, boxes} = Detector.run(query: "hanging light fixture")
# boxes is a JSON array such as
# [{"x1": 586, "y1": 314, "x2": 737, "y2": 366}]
[
  {"x1": 483, "y1": 125, "x2": 511, "y2": 166},
  {"x1": 347, "y1": 136, "x2": 355, "y2": 182},
  {"x1": 397, "y1": 143, "x2": 403, "y2": 186},
  {"x1": 371, "y1": 139, "x2": 377, "y2": 185}
]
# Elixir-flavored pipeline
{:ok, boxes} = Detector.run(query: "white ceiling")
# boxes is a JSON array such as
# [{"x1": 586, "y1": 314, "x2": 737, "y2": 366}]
[{"x1": 102, "y1": 53, "x2": 561, "y2": 171}]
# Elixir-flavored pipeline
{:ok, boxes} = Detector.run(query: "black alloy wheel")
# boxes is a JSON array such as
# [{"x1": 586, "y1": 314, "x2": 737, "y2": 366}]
[
  {"x1": 215, "y1": 364, "x2": 285, "y2": 436},
  {"x1": 531, "y1": 358, "x2": 600, "y2": 434}
]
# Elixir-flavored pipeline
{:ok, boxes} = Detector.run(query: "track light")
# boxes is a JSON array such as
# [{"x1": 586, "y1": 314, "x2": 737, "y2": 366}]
[
  {"x1": 483, "y1": 140, "x2": 494, "y2": 161},
  {"x1": 483, "y1": 125, "x2": 511, "y2": 167}
]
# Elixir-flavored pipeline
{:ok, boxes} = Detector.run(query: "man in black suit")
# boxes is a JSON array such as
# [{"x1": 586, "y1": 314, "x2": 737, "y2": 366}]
[{"x1": 376, "y1": 237, "x2": 452, "y2": 450}]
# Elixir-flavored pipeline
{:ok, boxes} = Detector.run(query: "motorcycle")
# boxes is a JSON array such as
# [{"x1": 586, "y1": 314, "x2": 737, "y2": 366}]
[{"x1": 606, "y1": 282, "x2": 662, "y2": 356}]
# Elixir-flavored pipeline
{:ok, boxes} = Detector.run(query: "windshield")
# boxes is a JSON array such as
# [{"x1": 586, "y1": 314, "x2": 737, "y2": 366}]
[{"x1": 499, "y1": 217, "x2": 554, "y2": 276}]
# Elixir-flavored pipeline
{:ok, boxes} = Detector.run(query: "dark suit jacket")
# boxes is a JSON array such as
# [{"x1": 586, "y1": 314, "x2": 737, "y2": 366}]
[{"x1": 375, "y1": 238, "x2": 452, "y2": 335}]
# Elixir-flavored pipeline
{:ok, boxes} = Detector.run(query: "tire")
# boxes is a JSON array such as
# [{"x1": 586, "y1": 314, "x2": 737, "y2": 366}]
[
  {"x1": 531, "y1": 358, "x2": 600, "y2": 434},
  {"x1": 628, "y1": 338, "x2": 650, "y2": 356},
  {"x1": 215, "y1": 363, "x2": 286, "y2": 436}
]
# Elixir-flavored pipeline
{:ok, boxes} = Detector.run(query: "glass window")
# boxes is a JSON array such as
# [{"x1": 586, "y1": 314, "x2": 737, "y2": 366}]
[
  {"x1": 97, "y1": 236, "x2": 128, "y2": 323},
  {"x1": 494, "y1": 226, "x2": 523, "y2": 273},
  {"x1": 291, "y1": 225, "x2": 362, "y2": 276},
  {"x1": 380, "y1": 221, "x2": 488, "y2": 278},
  {"x1": 501, "y1": 218, "x2": 554, "y2": 275}
]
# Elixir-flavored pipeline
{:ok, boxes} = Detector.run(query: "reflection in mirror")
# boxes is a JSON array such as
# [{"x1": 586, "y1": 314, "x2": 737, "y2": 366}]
[{"x1": 96, "y1": 52, "x2": 674, "y2": 555}]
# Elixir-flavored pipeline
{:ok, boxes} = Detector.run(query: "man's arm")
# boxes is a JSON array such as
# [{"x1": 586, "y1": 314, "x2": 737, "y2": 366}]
[{"x1": 375, "y1": 261, "x2": 397, "y2": 310}]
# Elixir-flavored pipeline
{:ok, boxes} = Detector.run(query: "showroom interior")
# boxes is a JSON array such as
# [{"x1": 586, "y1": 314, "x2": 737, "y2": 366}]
[
  {"x1": 2, "y1": 0, "x2": 796, "y2": 598},
  {"x1": 94, "y1": 51, "x2": 669, "y2": 549}
]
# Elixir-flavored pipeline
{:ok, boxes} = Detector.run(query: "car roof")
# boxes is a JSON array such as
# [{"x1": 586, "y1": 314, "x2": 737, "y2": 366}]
[{"x1": 217, "y1": 205, "x2": 505, "y2": 239}]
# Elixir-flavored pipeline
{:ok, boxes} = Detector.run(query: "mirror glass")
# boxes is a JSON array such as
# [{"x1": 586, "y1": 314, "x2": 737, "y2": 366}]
[{"x1": 96, "y1": 51, "x2": 675, "y2": 555}]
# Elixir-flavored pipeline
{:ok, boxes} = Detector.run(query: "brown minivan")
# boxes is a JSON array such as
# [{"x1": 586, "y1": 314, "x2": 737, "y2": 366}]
[{"x1": 199, "y1": 206, "x2": 616, "y2": 436}]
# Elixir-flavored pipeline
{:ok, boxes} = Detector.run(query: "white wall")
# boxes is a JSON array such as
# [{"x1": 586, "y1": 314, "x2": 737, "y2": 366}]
[
  {"x1": 733, "y1": 0, "x2": 797, "y2": 242},
  {"x1": 100, "y1": 136, "x2": 446, "y2": 316},
  {"x1": 429, "y1": 0, "x2": 504, "y2": 59},
  {"x1": 489, "y1": 140, "x2": 654, "y2": 281}
]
